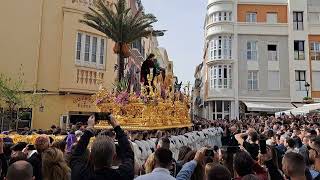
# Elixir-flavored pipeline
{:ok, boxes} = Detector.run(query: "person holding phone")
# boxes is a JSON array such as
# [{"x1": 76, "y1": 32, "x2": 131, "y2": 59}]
[{"x1": 70, "y1": 114, "x2": 134, "y2": 180}]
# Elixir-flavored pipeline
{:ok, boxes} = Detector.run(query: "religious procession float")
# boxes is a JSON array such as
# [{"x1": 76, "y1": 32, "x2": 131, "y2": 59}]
[
  {"x1": 0, "y1": 60, "x2": 192, "y2": 144},
  {"x1": 94, "y1": 67, "x2": 192, "y2": 130}
]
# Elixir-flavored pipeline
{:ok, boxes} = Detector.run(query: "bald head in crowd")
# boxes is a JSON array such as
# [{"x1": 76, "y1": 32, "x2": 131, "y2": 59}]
[{"x1": 5, "y1": 161, "x2": 34, "y2": 180}]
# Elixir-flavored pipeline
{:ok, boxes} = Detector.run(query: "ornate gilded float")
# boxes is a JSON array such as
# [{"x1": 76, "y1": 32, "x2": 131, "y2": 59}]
[{"x1": 93, "y1": 71, "x2": 192, "y2": 130}]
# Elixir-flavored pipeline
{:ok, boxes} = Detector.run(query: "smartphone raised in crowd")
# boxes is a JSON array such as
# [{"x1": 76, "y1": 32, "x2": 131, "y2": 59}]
[
  {"x1": 94, "y1": 112, "x2": 112, "y2": 121},
  {"x1": 259, "y1": 137, "x2": 267, "y2": 154},
  {"x1": 205, "y1": 149, "x2": 214, "y2": 157}
]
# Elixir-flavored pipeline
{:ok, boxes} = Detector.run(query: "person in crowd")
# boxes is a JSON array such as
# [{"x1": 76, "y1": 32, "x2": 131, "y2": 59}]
[
  {"x1": 144, "y1": 137, "x2": 171, "y2": 174},
  {"x1": 235, "y1": 128, "x2": 259, "y2": 160},
  {"x1": 275, "y1": 135, "x2": 286, "y2": 159},
  {"x1": 135, "y1": 148, "x2": 175, "y2": 180},
  {"x1": 176, "y1": 146, "x2": 192, "y2": 173},
  {"x1": 222, "y1": 125, "x2": 238, "y2": 147},
  {"x1": 42, "y1": 147, "x2": 70, "y2": 180},
  {"x1": 70, "y1": 115, "x2": 134, "y2": 180},
  {"x1": 157, "y1": 137, "x2": 170, "y2": 149},
  {"x1": 9, "y1": 151, "x2": 27, "y2": 165},
  {"x1": 308, "y1": 136, "x2": 320, "y2": 179},
  {"x1": 5, "y1": 160, "x2": 34, "y2": 180},
  {"x1": 66, "y1": 131, "x2": 76, "y2": 153},
  {"x1": 259, "y1": 146, "x2": 284, "y2": 180},
  {"x1": 285, "y1": 138, "x2": 298, "y2": 154},
  {"x1": 282, "y1": 152, "x2": 308, "y2": 180},
  {"x1": 52, "y1": 140, "x2": 67, "y2": 154},
  {"x1": 233, "y1": 151, "x2": 268, "y2": 180},
  {"x1": 205, "y1": 163, "x2": 232, "y2": 180},
  {"x1": 175, "y1": 147, "x2": 207, "y2": 180},
  {"x1": 220, "y1": 146, "x2": 238, "y2": 177},
  {"x1": 181, "y1": 150, "x2": 204, "y2": 180},
  {"x1": 28, "y1": 135, "x2": 50, "y2": 180},
  {"x1": 293, "y1": 136, "x2": 309, "y2": 161}
]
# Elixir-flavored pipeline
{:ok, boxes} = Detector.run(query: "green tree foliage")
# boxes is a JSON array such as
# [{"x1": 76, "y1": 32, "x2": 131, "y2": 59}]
[{"x1": 80, "y1": 0, "x2": 159, "y2": 81}]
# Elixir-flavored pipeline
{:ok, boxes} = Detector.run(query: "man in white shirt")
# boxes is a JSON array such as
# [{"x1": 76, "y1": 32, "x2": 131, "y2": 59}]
[{"x1": 135, "y1": 148, "x2": 175, "y2": 180}]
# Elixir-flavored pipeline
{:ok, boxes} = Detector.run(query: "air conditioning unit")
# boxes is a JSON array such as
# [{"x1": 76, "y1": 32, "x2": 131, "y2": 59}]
[{"x1": 60, "y1": 115, "x2": 69, "y2": 130}]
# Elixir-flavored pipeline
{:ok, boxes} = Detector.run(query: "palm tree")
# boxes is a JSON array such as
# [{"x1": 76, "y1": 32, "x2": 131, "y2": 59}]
[{"x1": 80, "y1": 0, "x2": 158, "y2": 82}]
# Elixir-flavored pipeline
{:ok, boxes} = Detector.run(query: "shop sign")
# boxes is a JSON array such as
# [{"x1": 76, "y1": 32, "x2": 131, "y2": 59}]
[{"x1": 72, "y1": 96, "x2": 95, "y2": 109}]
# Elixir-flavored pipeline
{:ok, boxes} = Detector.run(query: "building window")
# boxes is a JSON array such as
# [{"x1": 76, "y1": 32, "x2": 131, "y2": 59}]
[
  {"x1": 91, "y1": 37, "x2": 97, "y2": 63},
  {"x1": 210, "y1": 65, "x2": 232, "y2": 89},
  {"x1": 268, "y1": 44, "x2": 278, "y2": 61},
  {"x1": 212, "y1": 101, "x2": 230, "y2": 120},
  {"x1": 100, "y1": 39, "x2": 105, "y2": 65},
  {"x1": 308, "y1": 12, "x2": 320, "y2": 24},
  {"x1": 247, "y1": 41, "x2": 257, "y2": 60},
  {"x1": 293, "y1": 12, "x2": 304, "y2": 30},
  {"x1": 312, "y1": 71, "x2": 320, "y2": 91},
  {"x1": 132, "y1": 38, "x2": 144, "y2": 55},
  {"x1": 76, "y1": 33, "x2": 82, "y2": 60},
  {"x1": 209, "y1": 36, "x2": 232, "y2": 60},
  {"x1": 268, "y1": 71, "x2": 280, "y2": 90},
  {"x1": 267, "y1": 13, "x2": 278, "y2": 24},
  {"x1": 311, "y1": 42, "x2": 320, "y2": 61},
  {"x1": 295, "y1": 70, "x2": 306, "y2": 91},
  {"x1": 84, "y1": 35, "x2": 90, "y2": 62},
  {"x1": 209, "y1": 11, "x2": 232, "y2": 23},
  {"x1": 248, "y1": 71, "x2": 258, "y2": 90},
  {"x1": 246, "y1": 12, "x2": 257, "y2": 23},
  {"x1": 224, "y1": 12, "x2": 228, "y2": 21},
  {"x1": 75, "y1": 32, "x2": 106, "y2": 67},
  {"x1": 294, "y1": 41, "x2": 305, "y2": 60}
]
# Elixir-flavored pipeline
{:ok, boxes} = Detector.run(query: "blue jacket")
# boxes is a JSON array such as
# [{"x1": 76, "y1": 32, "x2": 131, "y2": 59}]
[{"x1": 176, "y1": 160, "x2": 198, "y2": 180}]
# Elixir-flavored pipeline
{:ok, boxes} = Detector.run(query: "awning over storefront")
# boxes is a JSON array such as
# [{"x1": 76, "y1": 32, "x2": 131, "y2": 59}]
[
  {"x1": 243, "y1": 102, "x2": 294, "y2": 112},
  {"x1": 275, "y1": 103, "x2": 320, "y2": 116}
]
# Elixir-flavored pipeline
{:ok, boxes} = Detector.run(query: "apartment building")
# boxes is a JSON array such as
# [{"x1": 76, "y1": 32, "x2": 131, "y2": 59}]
[
  {"x1": 0, "y1": 0, "x2": 164, "y2": 129},
  {"x1": 197, "y1": 0, "x2": 320, "y2": 120}
]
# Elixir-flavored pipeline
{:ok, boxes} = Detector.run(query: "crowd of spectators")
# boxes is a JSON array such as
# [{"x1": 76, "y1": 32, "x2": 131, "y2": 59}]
[{"x1": 0, "y1": 113, "x2": 320, "y2": 180}]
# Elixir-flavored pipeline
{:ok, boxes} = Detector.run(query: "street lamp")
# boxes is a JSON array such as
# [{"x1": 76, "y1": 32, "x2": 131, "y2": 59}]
[{"x1": 305, "y1": 82, "x2": 310, "y2": 98}]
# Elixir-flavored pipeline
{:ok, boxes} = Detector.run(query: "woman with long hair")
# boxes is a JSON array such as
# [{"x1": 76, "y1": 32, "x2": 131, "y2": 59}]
[
  {"x1": 182, "y1": 150, "x2": 204, "y2": 180},
  {"x1": 42, "y1": 147, "x2": 71, "y2": 180},
  {"x1": 176, "y1": 146, "x2": 192, "y2": 173},
  {"x1": 260, "y1": 146, "x2": 284, "y2": 180}
]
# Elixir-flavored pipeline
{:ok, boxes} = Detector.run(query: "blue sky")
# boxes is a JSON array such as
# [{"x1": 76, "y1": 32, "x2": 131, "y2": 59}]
[{"x1": 141, "y1": 0, "x2": 207, "y2": 84}]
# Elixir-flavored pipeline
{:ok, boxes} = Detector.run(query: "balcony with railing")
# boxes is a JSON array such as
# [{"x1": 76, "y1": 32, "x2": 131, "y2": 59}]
[
  {"x1": 76, "y1": 69, "x2": 104, "y2": 85},
  {"x1": 206, "y1": 23, "x2": 234, "y2": 38}
]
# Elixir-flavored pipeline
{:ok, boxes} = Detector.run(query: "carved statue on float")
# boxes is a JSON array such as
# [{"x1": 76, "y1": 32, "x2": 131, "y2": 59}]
[{"x1": 93, "y1": 54, "x2": 192, "y2": 130}]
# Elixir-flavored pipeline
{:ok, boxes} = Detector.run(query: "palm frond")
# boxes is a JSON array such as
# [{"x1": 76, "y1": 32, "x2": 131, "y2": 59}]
[{"x1": 80, "y1": 0, "x2": 163, "y2": 81}]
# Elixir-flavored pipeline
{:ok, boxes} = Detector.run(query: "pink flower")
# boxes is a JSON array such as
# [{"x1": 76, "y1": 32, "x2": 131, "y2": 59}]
[
  {"x1": 115, "y1": 92, "x2": 129, "y2": 105},
  {"x1": 96, "y1": 98, "x2": 105, "y2": 105},
  {"x1": 135, "y1": 91, "x2": 141, "y2": 97}
]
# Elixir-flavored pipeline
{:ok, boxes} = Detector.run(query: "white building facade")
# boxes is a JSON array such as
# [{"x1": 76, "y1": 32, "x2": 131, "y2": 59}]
[{"x1": 197, "y1": 0, "x2": 320, "y2": 120}]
